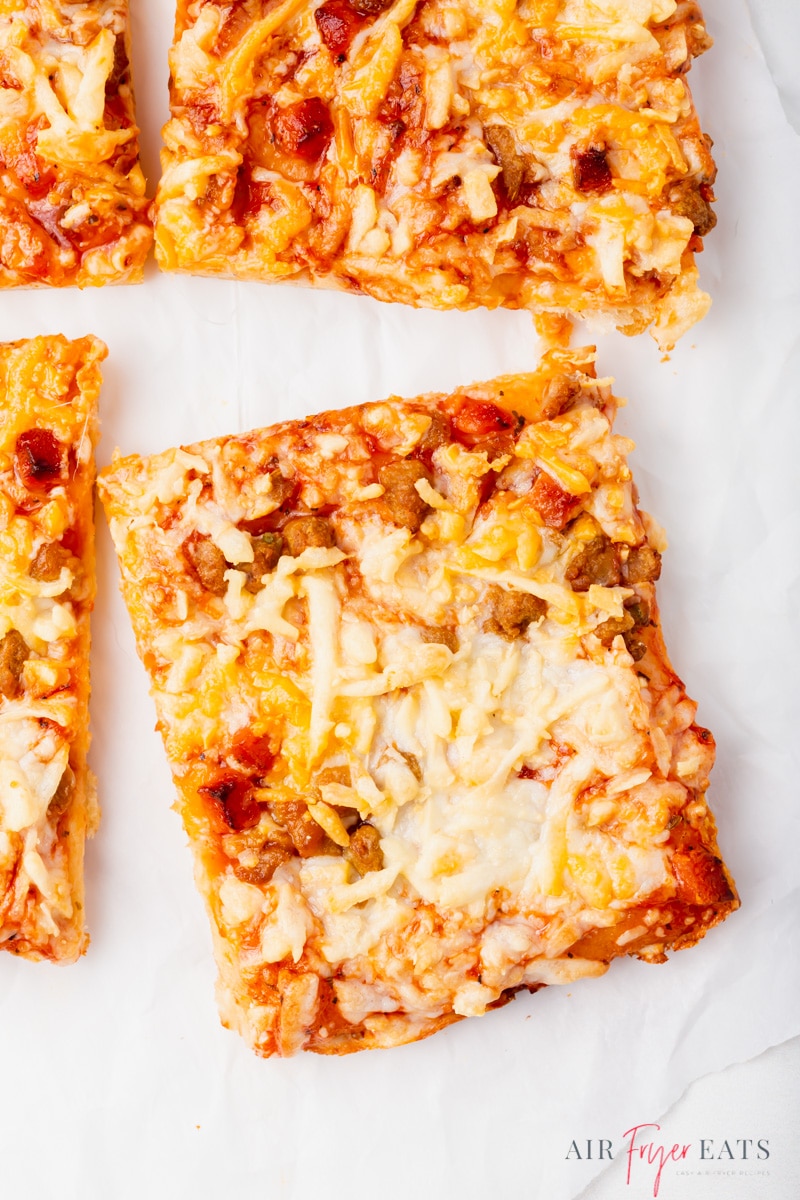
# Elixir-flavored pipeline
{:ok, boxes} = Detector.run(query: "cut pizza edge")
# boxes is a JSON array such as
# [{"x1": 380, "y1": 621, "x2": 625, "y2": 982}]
[
  {"x1": 99, "y1": 347, "x2": 737, "y2": 1054},
  {"x1": 0, "y1": 2, "x2": 152, "y2": 289},
  {"x1": 154, "y1": 0, "x2": 716, "y2": 349},
  {"x1": 0, "y1": 335, "x2": 104, "y2": 963}
]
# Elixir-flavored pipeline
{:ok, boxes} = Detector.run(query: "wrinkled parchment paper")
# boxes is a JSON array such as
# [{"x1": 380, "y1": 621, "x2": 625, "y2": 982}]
[{"x1": 0, "y1": 2, "x2": 798, "y2": 1197}]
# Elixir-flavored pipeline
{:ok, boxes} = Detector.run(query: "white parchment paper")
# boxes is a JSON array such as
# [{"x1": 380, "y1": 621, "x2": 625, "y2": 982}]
[{"x1": 0, "y1": 2, "x2": 798, "y2": 1198}]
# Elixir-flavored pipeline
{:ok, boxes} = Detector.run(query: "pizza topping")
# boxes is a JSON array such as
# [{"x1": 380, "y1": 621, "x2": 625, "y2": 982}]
[
  {"x1": 625, "y1": 599, "x2": 650, "y2": 630},
  {"x1": 566, "y1": 534, "x2": 622, "y2": 592},
  {"x1": 156, "y1": 0, "x2": 716, "y2": 349},
  {"x1": 349, "y1": 0, "x2": 394, "y2": 15},
  {"x1": 14, "y1": 430, "x2": 64, "y2": 491},
  {"x1": 415, "y1": 413, "x2": 451, "y2": 466},
  {"x1": 397, "y1": 750, "x2": 422, "y2": 782},
  {"x1": 530, "y1": 471, "x2": 582, "y2": 530},
  {"x1": 273, "y1": 99, "x2": 335, "y2": 163},
  {"x1": 29, "y1": 542, "x2": 74, "y2": 584},
  {"x1": 315, "y1": 1, "x2": 362, "y2": 59},
  {"x1": 7, "y1": 123, "x2": 57, "y2": 201},
  {"x1": 283, "y1": 516, "x2": 336, "y2": 557},
  {"x1": 234, "y1": 844, "x2": 295, "y2": 886},
  {"x1": 571, "y1": 144, "x2": 614, "y2": 196},
  {"x1": 591, "y1": 592, "x2": 650, "y2": 661},
  {"x1": 494, "y1": 458, "x2": 538, "y2": 495},
  {"x1": 622, "y1": 545, "x2": 662, "y2": 584},
  {"x1": 228, "y1": 731, "x2": 276, "y2": 780},
  {"x1": 0, "y1": 630, "x2": 30, "y2": 699},
  {"x1": 238, "y1": 473, "x2": 299, "y2": 535},
  {"x1": 378, "y1": 459, "x2": 432, "y2": 532},
  {"x1": 619, "y1": 601, "x2": 650, "y2": 662},
  {"x1": 243, "y1": 533, "x2": 283, "y2": 592},
  {"x1": 182, "y1": 535, "x2": 229, "y2": 596},
  {"x1": 200, "y1": 774, "x2": 262, "y2": 833},
  {"x1": 272, "y1": 800, "x2": 339, "y2": 858},
  {"x1": 345, "y1": 823, "x2": 384, "y2": 875},
  {"x1": 452, "y1": 400, "x2": 514, "y2": 445},
  {"x1": 267, "y1": 469, "x2": 297, "y2": 510},
  {"x1": 668, "y1": 180, "x2": 716, "y2": 238},
  {"x1": 541, "y1": 377, "x2": 584, "y2": 421},
  {"x1": 48, "y1": 766, "x2": 75, "y2": 818},
  {"x1": 485, "y1": 125, "x2": 543, "y2": 204},
  {"x1": 420, "y1": 624, "x2": 458, "y2": 653},
  {"x1": 624, "y1": 637, "x2": 647, "y2": 664},
  {"x1": 594, "y1": 612, "x2": 635, "y2": 646},
  {"x1": 483, "y1": 585, "x2": 546, "y2": 641}
]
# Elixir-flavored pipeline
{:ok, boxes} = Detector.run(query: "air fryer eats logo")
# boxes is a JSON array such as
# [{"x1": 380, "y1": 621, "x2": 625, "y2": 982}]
[{"x1": 565, "y1": 1125, "x2": 770, "y2": 1197}]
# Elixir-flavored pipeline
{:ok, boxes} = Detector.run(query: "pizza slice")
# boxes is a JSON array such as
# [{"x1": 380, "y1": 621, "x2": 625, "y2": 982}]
[
  {"x1": 155, "y1": 0, "x2": 716, "y2": 347},
  {"x1": 0, "y1": 1, "x2": 152, "y2": 287},
  {"x1": 0, "y1": 335, "x2": 104, "y2": 962},
  {"x1": 99, "y1": 347, "x2": 736, "y2": 1055}
]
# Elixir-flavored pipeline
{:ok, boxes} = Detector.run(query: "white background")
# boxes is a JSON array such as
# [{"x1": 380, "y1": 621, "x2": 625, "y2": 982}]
[{"x1": 0, "y1": 2, "x2": 798, "y2": 1198}]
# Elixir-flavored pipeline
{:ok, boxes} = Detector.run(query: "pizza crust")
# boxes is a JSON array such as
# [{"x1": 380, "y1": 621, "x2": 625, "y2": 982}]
[
  {"x1": 99, "y1": 347, "x2": 737, "y2": 1054},
  {"x1": 155, "y1": 0, "x2": 717, "y2": 347},
  {"x1": 0, "y1": 335, "x2": 104, "y2": 962}
]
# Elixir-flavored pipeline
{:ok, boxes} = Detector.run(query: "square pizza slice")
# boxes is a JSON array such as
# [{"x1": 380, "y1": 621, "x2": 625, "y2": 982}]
[
  {"x1": 155, "y1": 0, "x2": 716, "y2": 347},
  {"x1": 0, "y1": 1, "x2": 152, "y2": 287},
  {"x1": 99, "y1": 347, "x2": 736, "y2": 1055},
  {"x1": 0, "y1": 335, "x2": 104, "y2": 962}
]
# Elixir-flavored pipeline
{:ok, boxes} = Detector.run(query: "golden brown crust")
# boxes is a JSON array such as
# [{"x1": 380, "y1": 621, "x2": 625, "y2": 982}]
[
  {"x1": 156, "y1": 0, "x2": 716, "y2": 346},
  {"x1": 0, "y1": 2, "x2": 152, "y2": 287},
  {"x1": 100, "y1": 347, "x2": 737, "y2": 1054},
  {"x1": 0, "y1": 335, "x2": 104, "y2": 962}
]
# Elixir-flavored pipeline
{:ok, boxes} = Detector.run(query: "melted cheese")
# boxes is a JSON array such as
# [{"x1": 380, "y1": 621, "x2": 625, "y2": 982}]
[{"x1": 0, "y1": 720, "x2": 69, "y2": 832}]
